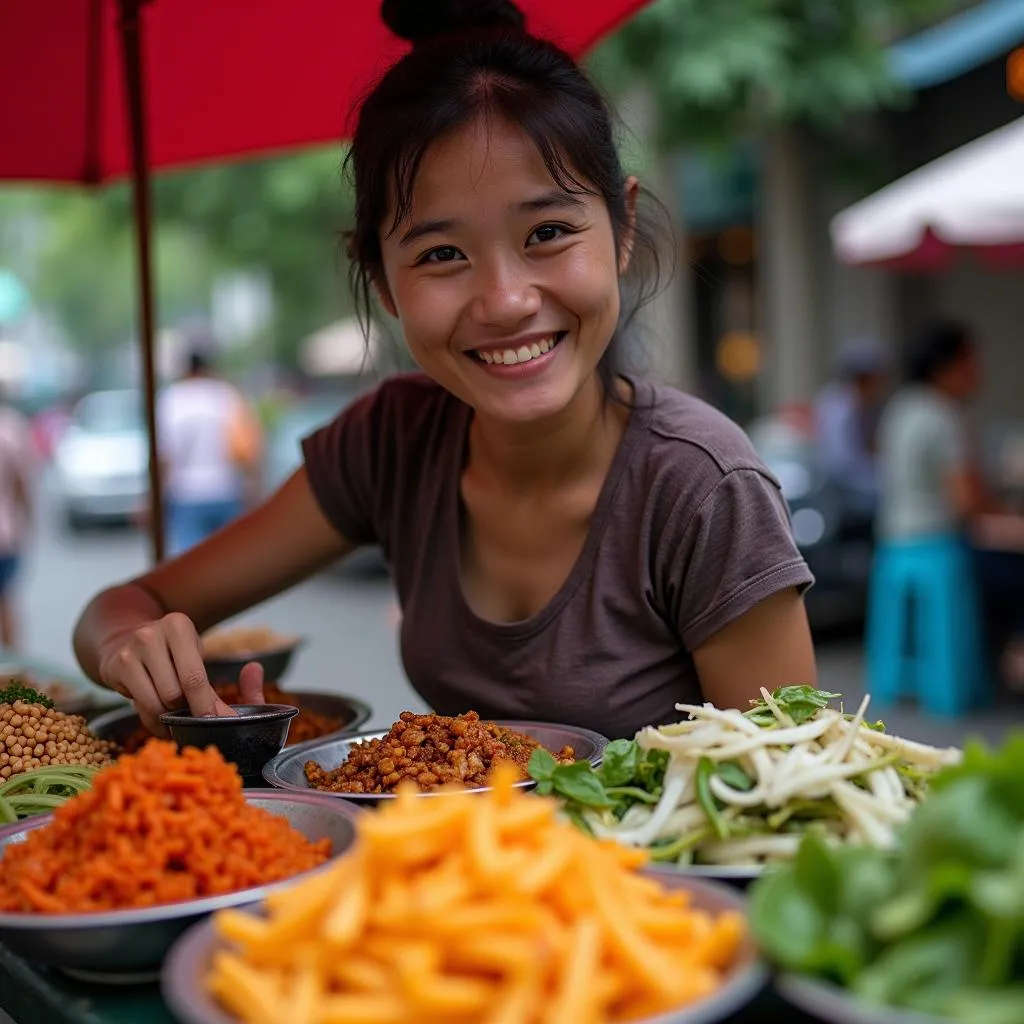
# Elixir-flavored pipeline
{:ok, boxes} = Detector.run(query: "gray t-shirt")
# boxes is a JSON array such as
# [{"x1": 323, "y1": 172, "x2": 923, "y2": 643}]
[
  {"x1": 303, "y1": 374, "x2": 812, "y2": 739},
  {"x1": 877, "y1": 386, "x2": 968, "y2": 541}
]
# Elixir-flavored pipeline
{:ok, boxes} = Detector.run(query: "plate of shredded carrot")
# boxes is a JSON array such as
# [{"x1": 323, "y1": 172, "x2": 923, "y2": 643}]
[
  {"x1": 0, "y1": 740, "x2": 360, "y2": 976},
  {"x1": 162, "y1": 762, "x2": 766, "y2": 1024}
]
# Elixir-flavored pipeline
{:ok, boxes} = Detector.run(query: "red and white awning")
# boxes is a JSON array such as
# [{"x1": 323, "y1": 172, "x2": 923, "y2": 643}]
[{"x1": 830, "y1": 115, "x2": 1024, "y2": 269}]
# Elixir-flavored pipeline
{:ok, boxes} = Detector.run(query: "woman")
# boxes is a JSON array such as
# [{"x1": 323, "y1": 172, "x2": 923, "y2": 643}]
[{"x1": 73, "y1": 0, "x2": 816, "y2": 740}]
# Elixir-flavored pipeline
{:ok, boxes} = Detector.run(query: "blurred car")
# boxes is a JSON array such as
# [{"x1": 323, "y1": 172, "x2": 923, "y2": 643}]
[
  {"x1": 264, "y1": 386, "x2": 388, "y2": 576},
  {"x1": 52, "y1": 390, "x2": 147, "y2": 530},
  {"x1": 749, "y1": 417, "x2": 873, "y2": 631},
  {"x1": 263, "y1": 392, "x2": 354, "y2": 496}
]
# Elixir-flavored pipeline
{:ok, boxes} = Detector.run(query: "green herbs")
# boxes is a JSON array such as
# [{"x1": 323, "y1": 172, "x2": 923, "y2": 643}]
[
  {"x1": 743, "y1": 685, "x2": 841, "y2": 726},
  {"x1": 0, "y1": 679, "x2": 54, "y2": 709},
  {"x1": 0, "y1": 764, "x2": 100, "y2": 823},
  {"x1": 750, "y1": 734, "x2": 1024, "y2": 1022},
  {"x1": 528, "y1": 740, "x2": 669, "y2": 817},
  {"x1": 744, "y1": 685, "x2": 886, "y2": 732}
]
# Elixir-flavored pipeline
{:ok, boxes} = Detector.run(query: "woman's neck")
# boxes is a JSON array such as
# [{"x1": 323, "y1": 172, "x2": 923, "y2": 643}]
[{"x1": 468, "y1": 375, "x2": 629, "y2": 492}]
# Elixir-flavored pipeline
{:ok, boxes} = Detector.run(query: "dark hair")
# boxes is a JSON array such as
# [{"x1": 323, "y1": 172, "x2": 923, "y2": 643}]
[
  {"x1": 345, "y1": 0, "x2": 668, "y2": 398},
  {"x1": 187, "y1": 349, "x2": 211, "y2": 375},
  {"x1": 906, "y1": 320, "x2": 972, "y2": 384}
]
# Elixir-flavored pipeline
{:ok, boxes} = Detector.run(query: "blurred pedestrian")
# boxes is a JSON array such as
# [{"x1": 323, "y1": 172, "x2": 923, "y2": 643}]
[
  {"x1": 0, "y1": 386, "x2": 34, "y2": 649},
  {"x1": 158, "y1": 347, "x2": 263, "y2": 556},
  {"x1": 877, "y1": 321, "x2": 1024, "y2": 687},
  {"x1": 813, "y1": 338, "x2": 889, "y2": 520}
]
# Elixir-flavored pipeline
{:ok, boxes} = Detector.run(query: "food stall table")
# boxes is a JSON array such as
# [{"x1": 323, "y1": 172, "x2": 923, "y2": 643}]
[{"x1": 0, "y1": 940, "x2": 826, "y2": 1024}]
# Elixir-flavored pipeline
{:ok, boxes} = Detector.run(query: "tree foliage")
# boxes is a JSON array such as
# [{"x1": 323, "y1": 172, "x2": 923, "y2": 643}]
[
  {"x1": 1, "y1": 147, "x2": 354, "y2": 366},
  {"x1": 590, "y1": 0, "x2": 959, "y2": 148}
]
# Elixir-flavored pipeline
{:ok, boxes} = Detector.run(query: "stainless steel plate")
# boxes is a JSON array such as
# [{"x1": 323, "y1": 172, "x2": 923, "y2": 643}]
[
  {"x1": 262, "y1": 720, "x2": 609, "y2": 801},
  {"x1": 0, "y1": 790, "x2": 361, "y2": 975},
  {"x1": 776, "y1": 975, "x2": 946, "y2": 1024},
  {"x1": 163, "y1": 871, "x2": 766, "y2": 1024},
  {"x1": 644, "y1": 862, "x2": 763, "y2": 888}
]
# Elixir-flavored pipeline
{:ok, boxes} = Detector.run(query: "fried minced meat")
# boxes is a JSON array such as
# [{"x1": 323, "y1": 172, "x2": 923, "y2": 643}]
[{"x1": 303, "y1": 710, "x2": 575, "y2": 794}]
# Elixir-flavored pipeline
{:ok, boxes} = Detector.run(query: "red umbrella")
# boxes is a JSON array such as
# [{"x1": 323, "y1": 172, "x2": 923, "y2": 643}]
[{"x1": 0, "y1": 0, "x2": 651, "y2": 562}]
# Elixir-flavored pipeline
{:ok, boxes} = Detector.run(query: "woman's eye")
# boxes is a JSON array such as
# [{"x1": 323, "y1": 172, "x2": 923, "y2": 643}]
[
  {"x1": 527, "y1": 224, "x2": 569, "y2": 245},
  {"x1": 419, "y1": 245, "x2": 464, "y2": 264}
]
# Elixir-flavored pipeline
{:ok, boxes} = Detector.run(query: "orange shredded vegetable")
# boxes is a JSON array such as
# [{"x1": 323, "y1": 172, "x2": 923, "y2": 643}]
[{"x1": 0, "y1": 740, "x2": 331, "y2": 914}]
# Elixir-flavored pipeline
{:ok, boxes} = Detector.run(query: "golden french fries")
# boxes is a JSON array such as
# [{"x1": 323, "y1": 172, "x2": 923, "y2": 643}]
[{"x1": 206, "y1": 763, "x2": 745, "y2": 1024}]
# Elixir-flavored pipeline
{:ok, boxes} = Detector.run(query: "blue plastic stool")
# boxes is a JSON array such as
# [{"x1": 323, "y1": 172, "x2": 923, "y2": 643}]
[{"x1": 866, "y1": 535, "x2": 988, "y2": 716}]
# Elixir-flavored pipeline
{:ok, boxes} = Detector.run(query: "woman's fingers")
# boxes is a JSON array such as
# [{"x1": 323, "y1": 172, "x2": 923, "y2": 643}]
[
  {"x1": 238, "y1": 662, "x2": 266, "y2": 705},
  {"x1": 128, "y1": 625, "x2": 184, "y2": 709},
  {"x1": 110, "y1": 650, "x2": 168, "y2": 736},
  {"x1": 163, "y1": 612, "x2": 224, "y2": 718}
]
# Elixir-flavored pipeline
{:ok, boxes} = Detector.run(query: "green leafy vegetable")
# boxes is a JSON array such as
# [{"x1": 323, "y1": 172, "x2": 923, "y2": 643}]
[
  {"x1": 526, "y1": 750, "x2": 614, "y2": 809},
  {"x1": 596, "y1": 739, "x2": 638, "y2": 787},
  {"x1": 695, "y1": 757, "x2": 729, "y2": 840},
  {"x1": 715, "y1": 760, "x2": 754, "y2": 791},
  {"x1": 0, "y1": 679, "x2": 54, "y2": 709},
  {"x1": 744, "y1": 685, "x2": 841, "y2": 727},
  {"x1": 750, "y1": 733, "x2": 1024, "y2": 1021}
]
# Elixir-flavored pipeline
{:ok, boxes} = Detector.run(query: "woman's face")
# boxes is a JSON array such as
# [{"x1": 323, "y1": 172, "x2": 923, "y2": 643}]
[{"x1": 377, "y1": 117, "x2": 629, "y2": 425}]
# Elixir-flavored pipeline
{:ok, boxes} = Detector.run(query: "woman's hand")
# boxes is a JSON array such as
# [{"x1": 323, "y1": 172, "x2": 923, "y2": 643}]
[{"x1": 97, "y1": 612, "x2": 265, "y2": 734}]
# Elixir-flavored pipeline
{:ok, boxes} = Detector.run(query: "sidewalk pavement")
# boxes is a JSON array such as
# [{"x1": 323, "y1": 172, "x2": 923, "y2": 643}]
[{"x1": 816, "y1": 637, "x2": 1021, "y2": 749}]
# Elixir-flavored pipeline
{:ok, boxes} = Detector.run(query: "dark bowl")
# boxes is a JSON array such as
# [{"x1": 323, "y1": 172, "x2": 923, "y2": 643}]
[
  {"x1": 159, "y1": 705, "x2": 298, "y2": 779},
  {"x1": 90, "y1": 693, "x2": 373, "y2": 753},
  {"x1": 202, "y1": 638, "x2": 304, "y2": 686}
]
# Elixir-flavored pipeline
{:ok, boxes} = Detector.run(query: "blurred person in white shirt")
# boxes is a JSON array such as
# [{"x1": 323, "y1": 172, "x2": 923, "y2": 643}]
[
  {"x1": 158, "y1": 347, "x2": 262, "y2": 556},
  {"x1": 0, "y1": 389, "x2": 34, "y2": 649}
]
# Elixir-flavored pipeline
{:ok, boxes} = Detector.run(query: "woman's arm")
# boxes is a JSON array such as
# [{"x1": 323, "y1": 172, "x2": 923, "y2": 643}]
[
  {"x1": 692, "y1": 588, "x2": 816, "y2": 710},
  {"x1": 74, "y1": 468, "x2": 355, "y2": 730}
]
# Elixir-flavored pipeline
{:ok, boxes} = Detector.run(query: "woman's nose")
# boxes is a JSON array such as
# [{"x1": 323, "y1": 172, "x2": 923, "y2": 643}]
[{"x1": 468, "y1": 257, "x2": 541, "y2": 327}]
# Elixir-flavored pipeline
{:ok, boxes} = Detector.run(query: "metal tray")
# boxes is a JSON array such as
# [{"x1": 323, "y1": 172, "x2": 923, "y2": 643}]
[
  {"x1": 262, "y1": 720, "x2": 609, "y2": 801},
  {"x1": 644, "y1": 861, "x2": 763, "y2": 888},
  {"x1": 162, "y1": 871, "x2": 766, "y2": 1024},
  {"x1": 89, "y1": 691, "x2": 373, "y2": 749},
  {"x1": 776, "y1": 975, "x2": 946, "y2": 1024},
  {"x1": 0, "y1": 790, "x2": 361, "y2": 978}
]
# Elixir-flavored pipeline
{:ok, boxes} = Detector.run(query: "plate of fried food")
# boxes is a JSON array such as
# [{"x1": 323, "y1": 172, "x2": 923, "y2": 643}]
[
  {"x1": 163, "y1": 763, "x2": 766, "y2": 1024},
  {"x1": 262, "y1": 710, "x2": 608, "y2": 801}
]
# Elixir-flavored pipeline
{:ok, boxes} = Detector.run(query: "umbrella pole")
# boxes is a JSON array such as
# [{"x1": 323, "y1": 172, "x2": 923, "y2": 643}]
[{"x1": 118, "y1": 0, "x2": 165, "y2": 564}]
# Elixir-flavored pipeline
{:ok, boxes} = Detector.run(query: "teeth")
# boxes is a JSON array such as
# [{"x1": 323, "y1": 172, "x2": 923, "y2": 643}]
[{"x1": 475, "y1": 335, "x2": 559, "y2": 365}]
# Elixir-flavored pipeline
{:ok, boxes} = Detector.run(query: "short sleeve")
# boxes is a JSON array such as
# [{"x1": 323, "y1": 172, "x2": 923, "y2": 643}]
[
  {"x1": 931, "y1": 407, "x2": 968, "y2": 476},
  {"x1": 658, "y1": 468, "x2": 814, "y2": 651},
  {"x1": 301, "y1": 388, "x2": 383, "y2": 547}
]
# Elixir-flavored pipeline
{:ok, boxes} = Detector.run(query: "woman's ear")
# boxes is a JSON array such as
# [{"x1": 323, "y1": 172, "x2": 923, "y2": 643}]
[
  {"x1": 618, "y1": 176, "x2": 640, "y2": 275},
  {"x1": 374, "y1": 273, "x2": 398, "y2": 318}
]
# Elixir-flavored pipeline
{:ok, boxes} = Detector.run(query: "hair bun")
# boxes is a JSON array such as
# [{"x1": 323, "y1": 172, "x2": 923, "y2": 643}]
[{"x1": 381, "y1": 0, "x2": 525, "y2": 47}]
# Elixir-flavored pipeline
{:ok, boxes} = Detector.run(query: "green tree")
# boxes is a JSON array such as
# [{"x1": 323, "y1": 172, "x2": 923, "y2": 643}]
[
  {"x1": 591, "y1": 0, "x2": 960, "y2": 150},
  {"x1": 151, "y1": 148, "x2": 356, "y2": 365},
  {"x1": 1, "y1": 147, "x2": 355, "y2": 367}
]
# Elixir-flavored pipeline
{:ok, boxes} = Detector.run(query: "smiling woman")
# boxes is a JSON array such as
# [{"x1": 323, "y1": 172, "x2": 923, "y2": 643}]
[{"x1": 72, "y1": 0, "x2": 816, "y2": 742}]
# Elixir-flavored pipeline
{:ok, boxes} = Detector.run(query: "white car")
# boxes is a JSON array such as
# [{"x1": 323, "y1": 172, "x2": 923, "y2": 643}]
[{"x1": 53, "y1": 390, "x2": 148, "y2": 530}]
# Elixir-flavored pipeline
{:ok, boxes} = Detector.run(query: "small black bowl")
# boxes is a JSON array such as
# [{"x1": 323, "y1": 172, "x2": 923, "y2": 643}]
[
  {"x1": 203, "y1": 638, "x2": 304, "y2": 686},
  {"x1": 159, "y1": 704, "x2": 299, "y2": 779}
]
